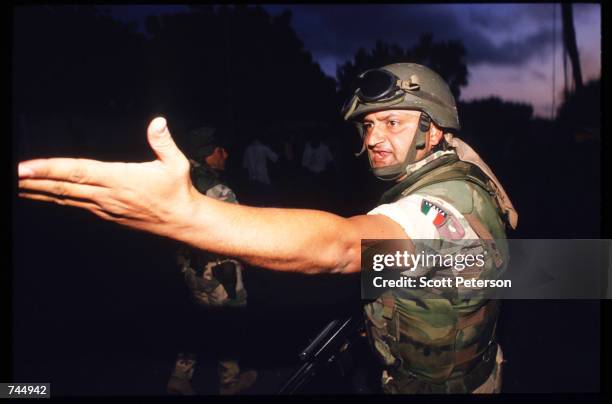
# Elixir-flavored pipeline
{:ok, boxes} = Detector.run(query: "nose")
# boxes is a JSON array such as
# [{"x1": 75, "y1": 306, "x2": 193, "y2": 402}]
[{"x1": 366, "y1": 123, "x2": 384, "y2": 147}]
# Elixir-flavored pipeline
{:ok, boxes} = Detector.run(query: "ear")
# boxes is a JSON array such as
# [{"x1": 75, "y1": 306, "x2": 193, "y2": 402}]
[{"x1": 429, "y1": 124, "x2": 444, "y2": 146}]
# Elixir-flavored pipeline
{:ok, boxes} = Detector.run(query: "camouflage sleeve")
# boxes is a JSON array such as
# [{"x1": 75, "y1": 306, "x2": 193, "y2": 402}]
[{"x1": 205, "y1": 183, "x2": 239, "y2": 204}]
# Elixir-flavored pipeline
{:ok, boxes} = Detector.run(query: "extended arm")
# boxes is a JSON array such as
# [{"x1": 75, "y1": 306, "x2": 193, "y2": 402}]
[
  {"x1": 178, "y1": 199, "x2": 405, "y2": 274},
  {"x1": 18, "y1": 118, "x2": 407, "y2": 274}
]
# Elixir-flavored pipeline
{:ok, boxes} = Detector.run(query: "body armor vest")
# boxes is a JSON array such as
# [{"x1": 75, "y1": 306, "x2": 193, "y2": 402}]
[{"x1": 365, "y1": 154, "x2": 510, "y2": 393}]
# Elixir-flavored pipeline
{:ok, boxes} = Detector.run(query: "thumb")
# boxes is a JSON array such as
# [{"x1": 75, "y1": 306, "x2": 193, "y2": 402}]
[{"x1": 147, "y1": 117, "x2": 187, "y2": 167}]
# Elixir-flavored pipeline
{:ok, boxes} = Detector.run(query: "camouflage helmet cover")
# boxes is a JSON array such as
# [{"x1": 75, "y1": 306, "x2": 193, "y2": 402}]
[
  {"x1": 187, "y1": 126, "x2": 230, "y2": 159},
  {"x1": 343, "y1": 63, "x2": 461, "y2": 131}
]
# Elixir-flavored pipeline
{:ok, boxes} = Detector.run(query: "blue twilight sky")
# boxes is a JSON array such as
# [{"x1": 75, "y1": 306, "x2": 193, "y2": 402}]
[{"x1": 105, "y1": 4, "x2": 601, "y2": 118}]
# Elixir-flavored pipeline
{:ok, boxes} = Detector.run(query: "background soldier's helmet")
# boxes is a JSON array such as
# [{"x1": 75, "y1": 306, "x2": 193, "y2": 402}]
[
  {"x1": 342, "y1": 63, "x2": 460, "y2": 132},
  {"x1": 187, "y1": 126, "x2": 230, "y2": 159}
]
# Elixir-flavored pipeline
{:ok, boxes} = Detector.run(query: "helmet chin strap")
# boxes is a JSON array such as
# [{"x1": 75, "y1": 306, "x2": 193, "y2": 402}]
[{"x1": 370, "y1": 113, "x2": 431, "y2": 181}]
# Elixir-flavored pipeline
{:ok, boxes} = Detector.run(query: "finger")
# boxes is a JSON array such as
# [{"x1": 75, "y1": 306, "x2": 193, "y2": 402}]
[
  {"x1": 18, "y1": 191, "x2": 130, "y2": 224},
  {"x1": 18, "y1": 191, "x2": 111, "y2": 218},
  {"x1": 147, "y1": 117, "x2": 188, "y2": 169},
  {"x1": 18, "y1": 158, "x2": 120, "y2": 187},
  {"x1": 19, "y1": 179, "x2": 106, "y2": 202}
]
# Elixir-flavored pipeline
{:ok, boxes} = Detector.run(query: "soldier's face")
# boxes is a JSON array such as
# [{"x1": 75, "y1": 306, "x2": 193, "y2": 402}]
[
  {"x1": 363, "y1": 110, "x2": 422, "y2": 169},
  {"x1": 206, "y1": 147, "x2": 229, "y2": 170}
]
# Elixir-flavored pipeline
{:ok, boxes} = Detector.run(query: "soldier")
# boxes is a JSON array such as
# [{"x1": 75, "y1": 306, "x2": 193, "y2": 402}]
[
  {"x1": 18, "y1": 63, "x2": 517, "y2": 394},
  {"x1": 166, "y1": 126, "x2": 257, "y2": 395},
  {"x1": 341, "y1": 64, "x2": 517, "y2": 393}
]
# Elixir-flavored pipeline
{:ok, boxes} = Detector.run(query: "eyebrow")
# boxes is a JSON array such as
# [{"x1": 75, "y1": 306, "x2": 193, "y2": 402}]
[
  {"x1": 369, "y1": 111, "x2": 414, "y2": 121},
  {"x1": 363, "y1": 110, "x2": 418, "y2": 123}
]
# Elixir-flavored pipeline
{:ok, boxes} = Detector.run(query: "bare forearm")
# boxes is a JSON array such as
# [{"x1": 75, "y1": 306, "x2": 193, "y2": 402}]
[
  {"x1": 174, "y1": 195, "x2": 360, "y2": 274},
  {"x1": 16, "y1": 116, "x2": 406, "y2": 274}
]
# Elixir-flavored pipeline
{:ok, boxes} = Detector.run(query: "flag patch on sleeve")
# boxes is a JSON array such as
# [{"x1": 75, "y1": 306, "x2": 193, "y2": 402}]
[
  {"x1": 420, "y1": 198, "x2": 466, "y2": 240},
  {"x1": 421, "y1": 199, "x2": 448, "y2": 226}
]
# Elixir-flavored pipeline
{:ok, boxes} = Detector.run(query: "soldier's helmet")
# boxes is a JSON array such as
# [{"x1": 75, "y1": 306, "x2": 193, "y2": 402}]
[
  {"x1": 187, "y1": 126, "x2": 229, "y2": 159},
  {"x1": 342, "y1": 63, "x2": 460, "y2": 133}
]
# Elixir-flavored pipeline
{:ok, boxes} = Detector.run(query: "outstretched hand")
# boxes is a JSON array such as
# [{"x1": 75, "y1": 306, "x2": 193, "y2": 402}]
[{"x1": 18, "y1": 117, "x2": 199, "y2": 237}]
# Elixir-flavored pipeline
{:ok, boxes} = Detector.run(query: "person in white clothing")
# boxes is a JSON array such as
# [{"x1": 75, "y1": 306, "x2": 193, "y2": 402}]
[
  {"x1": 301, "y1": 136, "x2": 335, "y2": 210},
  {"x1": 302, "y1": 139, "x2": 334, "y2": 175},
  {"x1": 242, "y1": 137, "x2": 278, "y2": 186},
  {"x1": 242, "y1": 137, "x2": 279, "y2": 206}
]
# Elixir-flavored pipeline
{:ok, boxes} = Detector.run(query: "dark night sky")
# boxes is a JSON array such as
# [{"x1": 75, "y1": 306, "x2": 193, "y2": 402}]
[{"x1": 105, "y1": 4, "x2": 601, "y2": 118}]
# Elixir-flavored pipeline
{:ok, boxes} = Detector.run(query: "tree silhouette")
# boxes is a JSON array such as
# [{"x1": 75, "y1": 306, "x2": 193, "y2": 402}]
[
  {"x1": 556, "y1": 78, "x2": 600, "y2": 137},
  {"x1": 457, "y1": 97, "x2": 532, "y2": 168},
  {"x1": 13, "y1": 5, "x2": 147, "y2": 115},
  {"x1": 13, "y1": 5, "x2": 338, "y2": 137},
  {"x1": 143, "y1": 5, "x2": 338, "y2": 141},
  {"x1": 336, "y1": 34, "x2": 468, "y2": 107}
]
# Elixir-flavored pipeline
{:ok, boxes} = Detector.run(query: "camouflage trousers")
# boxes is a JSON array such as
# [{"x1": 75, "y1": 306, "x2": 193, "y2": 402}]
[
  {"x1": 471, "y1": 345, "x2": 503, "y2": 393},
  {"x1": 219, "y1": 359, "x2": 240, "y2": 388},
  {"x1": 381, "y1": 345, "x2": 504, "y2": 394},
  {"x1": 173, "y1": 298, "x2": 249, "y2": 384},
  {"x1": 168, "y1": 355, "x2": 244, "y2": 395}
]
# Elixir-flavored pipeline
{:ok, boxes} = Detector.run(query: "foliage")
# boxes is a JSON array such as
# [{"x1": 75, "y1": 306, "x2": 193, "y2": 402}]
[
  {"x1": 13, "y1": 5, "x2": 147, "y2": 114},
  {"x1": 336, "y1": 34, "x2": 468, "y2": 106}
]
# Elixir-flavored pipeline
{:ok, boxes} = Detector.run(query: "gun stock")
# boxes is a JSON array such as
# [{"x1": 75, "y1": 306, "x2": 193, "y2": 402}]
[{"x1": 277, "y1": 312, "x2": 364, "y2": 394}]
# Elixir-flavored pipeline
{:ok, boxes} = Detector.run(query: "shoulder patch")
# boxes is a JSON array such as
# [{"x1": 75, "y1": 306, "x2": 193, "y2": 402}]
[
  {"x1": 420, "y1": 199, "x2": 448, "y2": 225},
  {"x1": 420, "y1": 198, "x2": 466, "y2": 240}
]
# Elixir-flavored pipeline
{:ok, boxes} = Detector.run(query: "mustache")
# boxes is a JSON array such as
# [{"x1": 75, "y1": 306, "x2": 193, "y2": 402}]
[{"x1": 368, "y1": 146, "x2": 392, "y2": 153}]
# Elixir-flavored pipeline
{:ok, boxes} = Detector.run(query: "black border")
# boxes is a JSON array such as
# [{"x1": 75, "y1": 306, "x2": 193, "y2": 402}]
[{"x1": 6, "y1": 1, "x2": 608, "y2": 401}]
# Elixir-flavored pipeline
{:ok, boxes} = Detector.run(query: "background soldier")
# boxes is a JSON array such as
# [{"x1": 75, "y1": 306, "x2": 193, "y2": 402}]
[
  {"x1": 166, "y1": 126, "x2": 257, "y2": 395},
  {"x1": 18, "y1": 63, "x2": 517, "y2": 394}
]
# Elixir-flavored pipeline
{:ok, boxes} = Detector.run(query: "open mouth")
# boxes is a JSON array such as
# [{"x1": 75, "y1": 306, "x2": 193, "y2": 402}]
[{"x1": 371, "y1": 150, "x2": 393, "y2": 164}]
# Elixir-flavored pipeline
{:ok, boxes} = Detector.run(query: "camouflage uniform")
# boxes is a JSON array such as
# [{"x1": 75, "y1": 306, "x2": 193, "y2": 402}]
[
  {"x1": 365, "y1": 149, "x2": 508, "y2": 393},
  {"x1": 179, "y1": 160, "x2": 247, "y2": 308},
  {"x1": 340, "y1": 63, "x2": 516, "y2": 394},
  {"x1": 168, "y1": 144, "x2": 255, "y2": 395}
]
